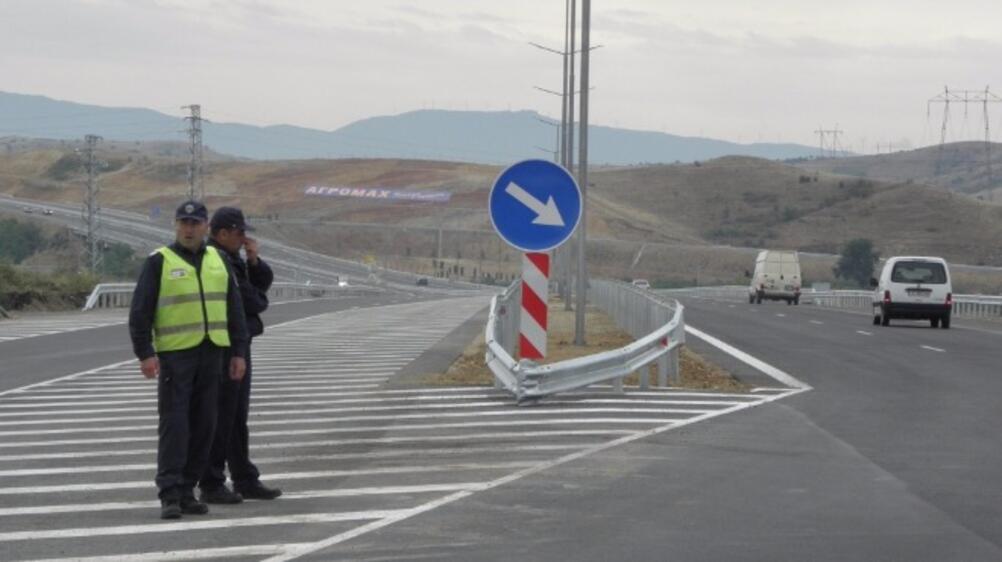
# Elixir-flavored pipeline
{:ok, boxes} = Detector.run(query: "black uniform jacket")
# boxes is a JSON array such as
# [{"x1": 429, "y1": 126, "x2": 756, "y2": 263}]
[
  {"x1": 207, "y1": 238, "x2": 273, "y2": 338},
  {"x1": 129, "y1": 241, "x2": 249, "y2": 361}
]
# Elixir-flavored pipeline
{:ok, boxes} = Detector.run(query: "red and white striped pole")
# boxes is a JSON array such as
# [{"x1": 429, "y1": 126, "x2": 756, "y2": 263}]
[{"x1": 519, "y1": 252, "x2": 550, "y2": 360}]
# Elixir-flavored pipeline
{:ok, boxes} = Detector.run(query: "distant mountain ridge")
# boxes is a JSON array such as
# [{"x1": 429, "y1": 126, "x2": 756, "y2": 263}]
[{"x1": 0, "y1": 90, "x2": 818, "y2": 164}]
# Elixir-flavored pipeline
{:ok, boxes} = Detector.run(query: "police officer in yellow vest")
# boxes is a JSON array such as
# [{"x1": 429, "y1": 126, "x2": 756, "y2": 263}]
[{"x1": 128, "y1": 200, "x2": 249, "y2": 520}]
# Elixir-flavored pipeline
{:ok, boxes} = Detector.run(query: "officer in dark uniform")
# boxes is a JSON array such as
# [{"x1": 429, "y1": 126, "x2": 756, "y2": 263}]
[
  {"x1": 199, "y1": 207, "x2": 282, "y2": 503},
  {"x1": 129, "y1": 200, "x2": 249, "y2": 520}
]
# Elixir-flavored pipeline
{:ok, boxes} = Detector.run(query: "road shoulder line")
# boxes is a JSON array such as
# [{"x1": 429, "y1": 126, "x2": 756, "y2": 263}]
[{"x1": 684, "y1": 325, "x2": 812, "y2": 390}]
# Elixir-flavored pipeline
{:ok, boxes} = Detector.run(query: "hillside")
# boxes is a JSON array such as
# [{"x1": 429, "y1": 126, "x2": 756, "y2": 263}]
[
  {"x1": 3, "y1": 145, "x2": 1002, "y2": 290},
  {"x1": 795, "y1": 141, "x2": 1002, "y2": 199},
  {"x1": 0, "y1": 91, "x2": 818, "y2": 164}
]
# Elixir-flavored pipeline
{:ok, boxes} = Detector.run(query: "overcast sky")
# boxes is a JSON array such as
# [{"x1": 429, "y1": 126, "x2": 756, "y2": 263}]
[{"x1": 3, "y1": 0, "x2": 1002, "y2": 151}]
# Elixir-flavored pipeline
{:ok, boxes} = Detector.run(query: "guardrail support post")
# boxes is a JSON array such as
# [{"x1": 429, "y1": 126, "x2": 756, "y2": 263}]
[{"x1": 667, "y1": 346, "x2": 680, "y2": 385}]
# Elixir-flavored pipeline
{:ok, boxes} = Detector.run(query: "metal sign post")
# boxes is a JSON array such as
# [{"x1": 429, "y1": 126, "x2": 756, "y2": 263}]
[{"x1": 489, "y1": 159, "x2": 582, "y2": 360}]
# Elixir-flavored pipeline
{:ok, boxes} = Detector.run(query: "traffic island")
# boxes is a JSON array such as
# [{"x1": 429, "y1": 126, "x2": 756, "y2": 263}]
[{"x1": 421, "y1": 297, "x2": 748, "y2": 392}]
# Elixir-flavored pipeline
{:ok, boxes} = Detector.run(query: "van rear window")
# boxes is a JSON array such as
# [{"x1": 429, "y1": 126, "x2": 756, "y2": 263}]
[{"x1": 891, "y1": 262, "x2": 947, "y2": 284}]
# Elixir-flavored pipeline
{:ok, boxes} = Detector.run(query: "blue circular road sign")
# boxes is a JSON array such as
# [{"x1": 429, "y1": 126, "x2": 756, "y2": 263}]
[{"x1": 488, "y1": 159, "x2": 582, "y2": 253}]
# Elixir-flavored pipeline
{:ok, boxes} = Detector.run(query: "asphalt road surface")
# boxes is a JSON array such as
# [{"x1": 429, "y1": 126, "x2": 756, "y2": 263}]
[
  {"x1": 298, "y1": 297, "x2": 1002, "y2": 561},
  {"x1": 3, "y1": 291, "x2": 1001, "y2": 560}
]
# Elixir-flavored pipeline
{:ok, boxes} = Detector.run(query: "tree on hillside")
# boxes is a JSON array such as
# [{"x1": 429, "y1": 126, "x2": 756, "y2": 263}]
[
  {"x1": 0, "y1": 219, "x2": 45, "y2": 263},
  {"x1": 834, "y1": 238, "x2": 879, "y2": 288}
]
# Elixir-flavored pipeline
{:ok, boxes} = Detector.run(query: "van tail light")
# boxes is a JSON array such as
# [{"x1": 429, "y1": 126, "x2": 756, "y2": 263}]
[
  {"x1": 883, "y1": 290, "x2": 891, "y2": 305},
  {"x1": 945, "y1": 293, "x2": 953, "y2": 308}
]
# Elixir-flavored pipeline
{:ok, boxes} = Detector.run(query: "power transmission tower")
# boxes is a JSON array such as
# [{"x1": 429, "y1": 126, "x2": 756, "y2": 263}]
[
  {"x1": 81, "y1": 134, "x2": 103, "y2": 273},
  {"x1": 928, "y1": 86, "x2": 1002, "y2": 198},
  {"x1": 814, "y1": 126, "x2": 844, "y2": 158},
  {"x1": 182, "y1": 104, "x2": 204, "y2": 201}
]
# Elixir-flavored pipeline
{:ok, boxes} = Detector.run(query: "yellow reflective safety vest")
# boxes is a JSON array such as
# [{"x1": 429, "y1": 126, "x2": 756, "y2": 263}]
[{"x1": 153, "y1": 245, "x2": 231, "y2": 352}]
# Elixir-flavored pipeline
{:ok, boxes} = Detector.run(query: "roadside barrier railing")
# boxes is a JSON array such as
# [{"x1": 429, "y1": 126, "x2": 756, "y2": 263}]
[
  {"x1": 82, "y1": 281, "x2": 381, "y2": 311},
  {"x1": 485, "y1": 280, "x2": 685, "y2": 403},
  {"x1": 659, "y1": 286, "x2": 1002, "y2": 319}
]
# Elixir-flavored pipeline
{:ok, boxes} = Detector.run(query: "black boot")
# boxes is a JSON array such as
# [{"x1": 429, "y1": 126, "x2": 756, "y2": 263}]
[{"x1": 236, "y1": 481, "x2": 282, "y2": 500}]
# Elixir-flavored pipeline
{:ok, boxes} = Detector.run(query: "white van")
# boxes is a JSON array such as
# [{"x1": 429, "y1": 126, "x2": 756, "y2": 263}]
[
  {"x1": 748, "y1": 251, "x2": 802, "y2": 305},
  {"x1": 871, "y1": 256, "x2": 952, "y2": 328}
]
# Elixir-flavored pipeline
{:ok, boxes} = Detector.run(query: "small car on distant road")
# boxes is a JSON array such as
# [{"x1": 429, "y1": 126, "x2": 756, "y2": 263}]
[
  {"x1": 631, "y1": 279, "x2": 651, "y2": 290},
  {"x1": 416, "y1": 278, "x2": 429, "y2": 286},
  {"x1": 871, "y1": 256, "x2": 952, "y2": 329}
]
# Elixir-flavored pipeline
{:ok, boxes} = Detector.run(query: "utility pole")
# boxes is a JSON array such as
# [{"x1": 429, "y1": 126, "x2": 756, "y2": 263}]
[
  {"x1": 928, "y1": 86, "x2": 1002, "y2": 198},
  {"x1": 574, "y1": 0, "x2": 591, "y2": 345},
  {"x1": 531, "y1": 1, "x2": 604, "y2": 311},
  {"x1": 81, "y1": 134, "x2": 103, "y2": 273},
  {"x1": 182, "y1": 104, "x2": 204, "y2": 201},
  {"x1": 814, "y1": 126, "x2": 844, "y2": 159}
]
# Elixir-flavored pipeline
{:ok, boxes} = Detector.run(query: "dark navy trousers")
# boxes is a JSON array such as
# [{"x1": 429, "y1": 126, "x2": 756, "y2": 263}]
[
  {"x1": 155, "y1": 341, "x2": 222, "y2": 500},
  {"x1": 200, "y1": 344, "x2": 261, "y2": 490}
]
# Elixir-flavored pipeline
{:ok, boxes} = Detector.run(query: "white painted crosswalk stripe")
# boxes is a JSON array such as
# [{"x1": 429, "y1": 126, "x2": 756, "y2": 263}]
[{"x1": 0, "y1": 296, "x2": 800, "y2": 560}]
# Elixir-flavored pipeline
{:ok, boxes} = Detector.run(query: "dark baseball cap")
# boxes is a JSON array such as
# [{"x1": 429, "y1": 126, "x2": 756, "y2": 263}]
[
  {"x1": 210, "y1": 206, "x2": 254, "y2": 231},
  {"x1": 175, "y1": 200, "x2": 208, "y2": 222}
]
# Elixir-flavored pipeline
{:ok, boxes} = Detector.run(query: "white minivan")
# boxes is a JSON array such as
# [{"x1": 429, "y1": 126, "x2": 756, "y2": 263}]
[
  {"x1": 871, "y1": 256, "x2": 952, "y2": 329},
  {"x1": 748, "y1": 250, "x2": 802, "y2": 305}
]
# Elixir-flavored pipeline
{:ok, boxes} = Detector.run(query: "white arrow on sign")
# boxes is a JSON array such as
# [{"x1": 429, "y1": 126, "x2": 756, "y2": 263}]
[{"x1": 504, "y1": 182, "x2": 565, "y2": 227}]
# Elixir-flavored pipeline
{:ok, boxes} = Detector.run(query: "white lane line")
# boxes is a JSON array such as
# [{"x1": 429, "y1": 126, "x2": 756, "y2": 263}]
[
  {"x1": 0, "y1": 445, "x2": 587, "y2": 478},
  {"x1": 0, "y1": 408, "x2": 700, "y2": 437},
  {"x1": 775, "y1": 313, "x2": 786, "y2": 318},
  {"x1": 684, "y1": 325, "x2": 811, "y2": 390},
  {"x1": 857, "y1": 330, "x2": 873, "y2": 336},
  {"x1": 0, "y1": 510, "x2": 407, "y2": 542},
  {"x1": 1, "y1": 398, "x2": 727, "y2": 424},
  {"x1": 0, "y1": 543, "x2": 316, "y2": 562},
  {"x1": 0, "y1": 399, "x2": 730, "y2": 427},
  {"x1": 0, "y1": 462, "x2": 537, "y2": 495},
  {"x1": 0, "y1": 419, "x2": 682, "y2": 448},
  {"x1": 810, "y1": 320, "x2": 824, "y2": 325},
  {"x1": 0, "y1": 392, "x2": 758, "y2": 417},
  {"x1": 264, "y1": 387, "x2": 806, "y2": 562},
  {"x1": 0, "y1": 484, "x2": 486, "y2": 516},
  {"x1": 0, "y1": 431, "x2": 633, "y2": 462},
  {"x1": 921, "y1": 345, "x2": 946, "y2": 353}
]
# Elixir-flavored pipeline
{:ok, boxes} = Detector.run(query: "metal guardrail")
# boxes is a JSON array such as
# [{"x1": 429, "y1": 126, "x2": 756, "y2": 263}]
[
  {"x1": 82, "y1": 281, "x2": 381, "y2": 311},
  {"x1": 660, "y1": 286, "x2": 1002, "y2": 319},
  {"x1": 485, "y1": 280, "x2": 685, "y2": 403}
]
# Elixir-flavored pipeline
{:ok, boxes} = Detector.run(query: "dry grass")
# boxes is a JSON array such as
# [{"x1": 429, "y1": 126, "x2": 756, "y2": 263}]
[
  {"x1": 421, "y1": 298, "x2": 747, "y2": 392},
  {"x1": 5, "y1": 145, "x2": 1002, "y2": 286}
]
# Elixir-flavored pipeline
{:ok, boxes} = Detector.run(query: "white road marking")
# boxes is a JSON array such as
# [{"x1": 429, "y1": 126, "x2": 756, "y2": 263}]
[
  {"x1": 0, "y1": 462, "x2": 537, "y2": 495},
  {"x1": 0, "y1": 446, "x2": 587, "y2": 478},
  {"x1": 0, "y1": 296, "x2": 803, "y2": 561},
  {"x1": 0, "y1": 510, "x2": 408, "y2": 542},
  {"x1": 21, "y1": 543, "x2": 317, "y2": 562},
  {"x1": 0, "y1": 484, "x2": 488, "y2": 516},
  {"x1": 775, "y1": 313, "x2": 786, "y2": 318},
  {"x1": 0, "y1": 419, "x2": 683, "y2": 448},
  {"x1": 810, "y1": 320, "x2": 824, "y2": 325},
  {"x1": 683, "y1": 325, "x2": 811, "y2": 390},
  {"x1": 921, "y1": 345, "x2": 946, "y2": 353},
  {"x1": 857, "y1": 330, "x2": 873, "y2": 336},
  {"x1": 0, "y1": 431, "x2": 634, "y2": 462},
  {"x1": 263, "y1": 387, "x2": 806, "y2": 562},
  {"x1": 0, "y1": 408, "x2": 704, "y2": 437}
]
